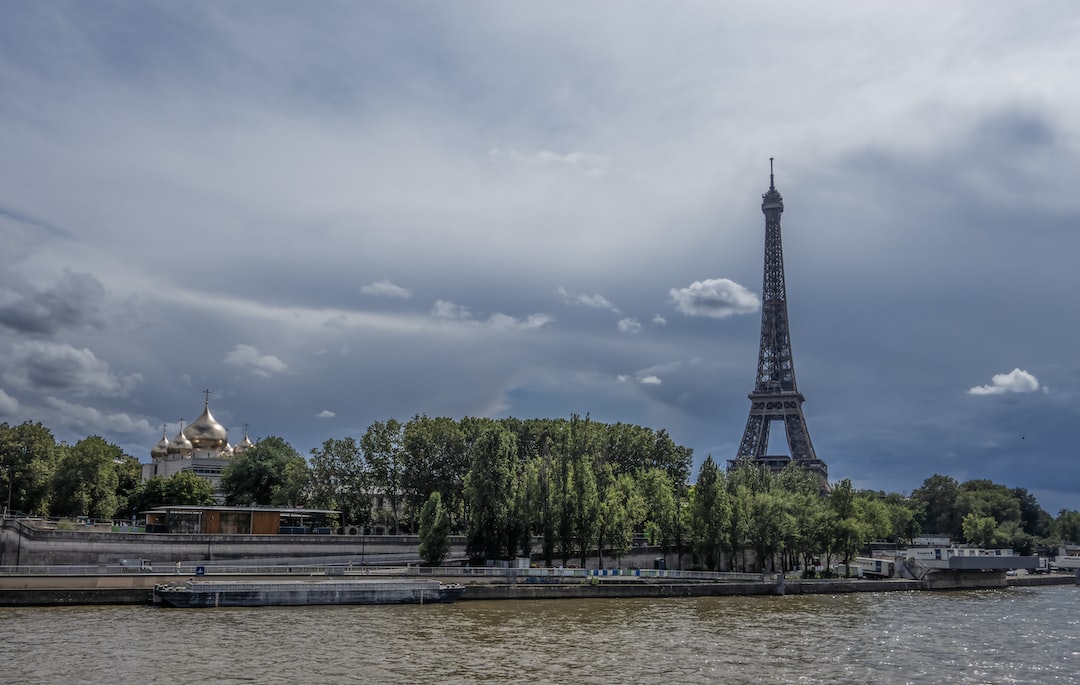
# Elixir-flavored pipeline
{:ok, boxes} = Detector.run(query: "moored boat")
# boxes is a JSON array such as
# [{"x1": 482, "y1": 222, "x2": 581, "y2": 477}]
[{"x1": 153, "y1": 578, "x2": 465, "y2": 608}]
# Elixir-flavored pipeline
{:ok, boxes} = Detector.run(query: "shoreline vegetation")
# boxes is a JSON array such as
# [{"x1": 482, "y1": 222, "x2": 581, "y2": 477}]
[{"x1": 4, "y1": 416, "x2": 1080, "y2": 579}]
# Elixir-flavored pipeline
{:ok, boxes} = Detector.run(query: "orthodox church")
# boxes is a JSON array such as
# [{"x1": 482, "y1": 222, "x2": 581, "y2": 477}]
[{"x1": 141, "y1": 393, "x2": 254, "y2": 500}]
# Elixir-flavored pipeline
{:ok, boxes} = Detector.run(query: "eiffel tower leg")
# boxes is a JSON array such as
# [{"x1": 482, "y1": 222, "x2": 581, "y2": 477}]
[
  {"x1": 737, "y1": 413, "x2": 768, "y2": 459},
  {"x1": 784, "y1": 412, "x2": 811, "y2": 461}
]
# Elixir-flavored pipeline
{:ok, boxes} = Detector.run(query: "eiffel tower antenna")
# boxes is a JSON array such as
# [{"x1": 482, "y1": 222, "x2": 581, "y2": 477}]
[{"x1": 731, "y1": 160, "x2": 829, "y2": 489}]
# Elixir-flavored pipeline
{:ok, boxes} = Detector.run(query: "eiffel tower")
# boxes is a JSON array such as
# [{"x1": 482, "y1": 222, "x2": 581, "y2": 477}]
[{"x1": 732, "y1": 160, "x2": 829, "y2": 487}]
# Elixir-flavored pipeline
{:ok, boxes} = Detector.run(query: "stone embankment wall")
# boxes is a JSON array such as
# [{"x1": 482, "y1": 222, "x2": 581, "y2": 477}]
[{"x1": 0, "y1": 518, "x2": 456, "y2": 566}]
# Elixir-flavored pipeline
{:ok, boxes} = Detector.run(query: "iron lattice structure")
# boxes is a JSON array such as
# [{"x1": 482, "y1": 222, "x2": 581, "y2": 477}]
[{"x1": 732, "y1": 161, "x2": 829, "y2": 488}]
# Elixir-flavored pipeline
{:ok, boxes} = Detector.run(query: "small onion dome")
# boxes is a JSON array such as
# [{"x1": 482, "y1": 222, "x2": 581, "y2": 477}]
[
  {"x1": 221, "y1": 442, "x2": 234, "y2": 457},
  {"x1": 151, "y1": 425, "x2": 170, "y2": 459},
  {"x1": 233, "y1": 431, "x2": 254, "y2": 454},
  {"x1": 184, "y1": 401, "x2": 228, "y2": 450},
  {"x1": 167, "y1": 423, "x2": 194, "y2": 455}
]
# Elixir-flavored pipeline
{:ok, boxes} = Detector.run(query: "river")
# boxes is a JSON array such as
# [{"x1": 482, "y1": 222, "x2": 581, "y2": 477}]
[{"x1": 2, "y1": 585, "x2": 1078, "y2": 684}]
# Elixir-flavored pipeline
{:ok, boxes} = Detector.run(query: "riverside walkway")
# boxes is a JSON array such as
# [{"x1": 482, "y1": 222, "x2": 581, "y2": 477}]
[{"x1": 2, "y1": 563, "x2": 1073, "y2": 606}]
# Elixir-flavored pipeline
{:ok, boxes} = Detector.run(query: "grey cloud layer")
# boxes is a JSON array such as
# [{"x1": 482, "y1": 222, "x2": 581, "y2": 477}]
[{"x1": 0, "y1": 2, "x2": 1078, "y2": 512}]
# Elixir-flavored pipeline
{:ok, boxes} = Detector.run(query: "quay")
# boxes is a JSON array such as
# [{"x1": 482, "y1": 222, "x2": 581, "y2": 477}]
[{"x1": 1, "y1": 564, "x2": 1074, "y2": 607}]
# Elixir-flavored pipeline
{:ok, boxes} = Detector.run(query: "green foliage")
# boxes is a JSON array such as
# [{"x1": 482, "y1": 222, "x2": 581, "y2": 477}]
[
  {"x1": 50, "y1": 436, "x2": 121, "y2": 518},
  {"x1": 463, "y1": 424, "x2": 517, "y2": 560},
  {"x1": 689, "y1": 457, "x2": 729, "y2": 570},
  {"x1": 8, "y1": 414, "x2": 1072, "y2": 572},
  {"x1": 124, "y1": 471, "x2": 214, "y2": 515},
  {"x1": 962, "y1": 512, "x2": 998, "y2": 548},
  {"x1": 639, "y1": 467, "x2": 677, "y2": 553},
  {"x1": 600, "y1": 471, "x2": 645, "y2": 564},
  {"x1": 165, "y1": 471, "x2": 216, "y2": 505},
  {"x1": 1057, "y1": 510, "x2": 1080, "y2": 544},
  {"x1": 113, "y1": 454, "x2": 145, "y2": 517},
  {"x1": 0, "y1": 421, "x2": 61, "y2": 516},
  {"x1": 912, "y1": 474, "x2": 963, "y2": 538},
  {"x1": 308, "y1": 437, "x2": 372, "y2": 527},
  {"x1": 361, "y1": 419, "x2": 405, "y2": 533},
  {"x1": 570, "y1": 450, "x2": 600, "y2": 567},
  {"x1": 418, "y1": 491, "x2": 452, "y2": 566},
  {"x1": 220, "y1": 436, "x2": 307, "y2": 507},
  {"x1": 402, "y1": 416, "x2": 468, "y2": 531}
]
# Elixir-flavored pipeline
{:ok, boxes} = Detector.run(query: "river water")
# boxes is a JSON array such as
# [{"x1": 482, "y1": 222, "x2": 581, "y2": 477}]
[{"x1": 3, "y1": 585, "x2": 1079, "y2": 684}]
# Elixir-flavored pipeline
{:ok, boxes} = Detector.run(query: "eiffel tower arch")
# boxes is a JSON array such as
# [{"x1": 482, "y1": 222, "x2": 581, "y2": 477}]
[{"x1": 730, "y1": 160, "x2": 829, "y2": 488}]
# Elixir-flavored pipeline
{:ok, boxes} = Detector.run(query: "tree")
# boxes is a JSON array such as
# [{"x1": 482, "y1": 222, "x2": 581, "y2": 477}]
[
  {"x1": 912, "y1": 474, "x2": 962, "y2": 539},
  {"x1": 0, "y1": 421, "x2": 61, "y2": 516},
  {"x1": 959, "y1": 479, "x2": 1021, "y2": 528},
  {"x1": 962, "y1": 512, "x2": 998, "y2": 548},
  {"x1": 600, "y1": 471, "x2": 645, "y2": 567},
  {"x1": 51, "y1": 436, "x2": 121, "y2": 519},
  {"x1": 403, "y1": 416, "x2": 469, "y2": 531},
  {"x1": 124, "y1": 471, "x2": 214, "y2": 517},
  {"x1": 220, "y1": 436, "x2": 308, "y2": 506},
  {"x1": 463, "y1": 424, "x2": 517, "y2": 561},
  {"x1": 1013, "y1": 487, "x2": 1052, "y2": 539},
  {"x1": 309, "y1": 437, "x2": 372, "y2": 528},
  {"x1": 164, "y1": 471, "x2": 215, "y2": 505},
  {"x1": 570, "y1": 451, "x2": 600, "y2": 567},
  {"x1": 690, "y1": 457, "x2": 729, "y2": 571},
  {"x1": 1057, "y1": 510, "x2": 1080, "y2": 544},
  {"x1": 362, "y1": 420, "x2": 405, "y2": 534},
  {"x1": 127, "y1": 476, "x2": 169, "y2": 515},
  {"x1": 640, "y1": 468, "x2": 677, "y2": 556},
  {"x1": 418, "y1": 491, "x2": 452, "y2": 566},
  {"x1": 113, "y1": 454, "x2": 144, "y2": 518},
  {"x1": 747, "y1": 490, "x2": 793, "y2": 572}
]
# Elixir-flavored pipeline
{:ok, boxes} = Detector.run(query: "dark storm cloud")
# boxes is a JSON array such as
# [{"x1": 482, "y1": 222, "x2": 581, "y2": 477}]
[
  {"x1": 4, "y1": 341, "x2": 141, "y2": 397},
  {"x1": 2, "y1": 2, "x2": 1079, "y2": 514},
  {"x1": 0, "y1": 271, "x2": 106, "y2": 334}
]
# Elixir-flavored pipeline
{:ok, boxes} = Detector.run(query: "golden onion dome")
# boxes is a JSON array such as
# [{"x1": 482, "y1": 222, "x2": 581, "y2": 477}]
[
  {"x1": 184, "y1": 400, "x2": 228, "y2": 450},
  {"x1": 151, "y1": 424, "x2": 170, "y2": 459},
  {"x1": 222, "y1": 441, "x2": 234, "y2": 457},
  {"x1": 233, "y1": 429, "x2": 255, "y2": 454},
  {"x1": 167, "y1": 422, "x2": 194, "y2": 455}
]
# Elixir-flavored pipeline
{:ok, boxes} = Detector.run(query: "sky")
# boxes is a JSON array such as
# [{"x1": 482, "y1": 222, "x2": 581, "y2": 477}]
[{"x1": 1, "y1": 2, "x2": 1078, "y2": 514}]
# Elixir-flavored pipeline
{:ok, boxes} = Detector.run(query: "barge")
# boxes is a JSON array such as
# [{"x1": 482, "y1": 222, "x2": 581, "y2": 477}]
[{"x1": 153, "y1": 578, "x2": 465, "y2": 608}]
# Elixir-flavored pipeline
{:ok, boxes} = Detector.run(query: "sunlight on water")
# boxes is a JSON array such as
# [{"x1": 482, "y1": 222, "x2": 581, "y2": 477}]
[{"x1": 2, "y1": 586, "x2": 1078, "y2": 684}]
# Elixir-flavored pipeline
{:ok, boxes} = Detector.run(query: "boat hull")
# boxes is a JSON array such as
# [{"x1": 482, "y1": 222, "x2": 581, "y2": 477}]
[{"x1": 154, "y1": 579, "x2": 465, "y2": 608}]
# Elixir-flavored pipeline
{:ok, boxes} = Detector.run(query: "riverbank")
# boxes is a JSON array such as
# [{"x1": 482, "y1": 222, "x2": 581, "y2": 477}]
[{"x1": 2, "y1": 570, "x2": 1073, "y2": 607}]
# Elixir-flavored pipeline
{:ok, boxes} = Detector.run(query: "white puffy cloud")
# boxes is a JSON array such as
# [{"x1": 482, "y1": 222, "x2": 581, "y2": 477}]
[
  {"x1": 223, "y1": 344, "x2": 288, "y2": 377},
  {"x1": 618, "y1": 318, "x2": 642, "y2": 334},
  {"x1": 968, "y1": 368, "x2": 1040, "y2": 395},
  {"x1": 316, "y1": 409, "x2": 336, "y2": 418},
  {"x1": 361, "y1": 280, "x2": 412, "y2": 298},
  {"x1": 670, "y1": 279, "x2": 760, "y2": 319},
  {"x1": 4, "y1": 341, "x2": 141, "y2": 396},
  {"x1": 652, "y1": 314, "x2": 667, "y2": 326},
  {"x1": 639, "y1": 375, "x2": 662, "y2": 385}
]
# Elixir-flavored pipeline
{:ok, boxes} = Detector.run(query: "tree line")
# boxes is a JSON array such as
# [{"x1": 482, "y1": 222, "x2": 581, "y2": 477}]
[{"x1": 2, "y1": 417, "x2": 1078, "y2": 571}]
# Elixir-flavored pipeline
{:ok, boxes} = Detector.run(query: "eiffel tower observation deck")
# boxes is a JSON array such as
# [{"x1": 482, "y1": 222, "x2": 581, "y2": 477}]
[{"x1": 731, "y1": 160, "x2": 829, "y2": 488}]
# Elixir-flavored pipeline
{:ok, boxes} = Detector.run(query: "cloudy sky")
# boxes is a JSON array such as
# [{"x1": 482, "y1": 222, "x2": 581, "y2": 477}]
[{"x1": 2, "y1": 2, "x2": 1078, "y2": 513}]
